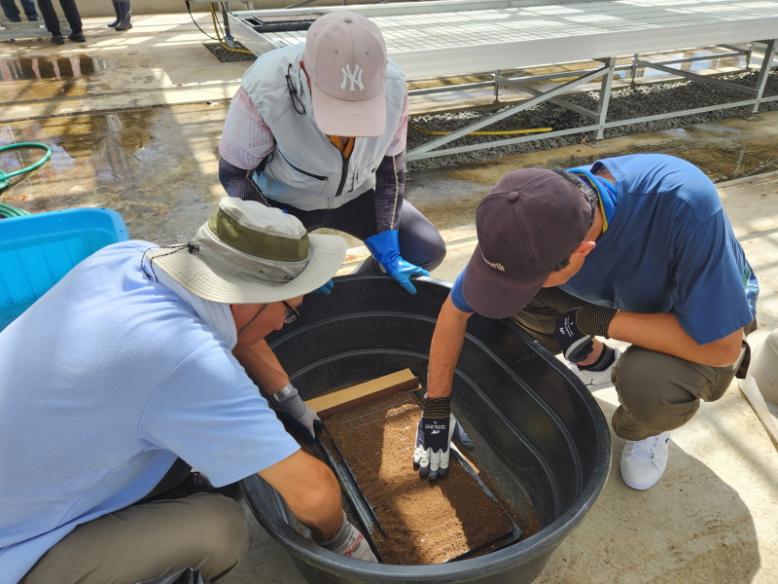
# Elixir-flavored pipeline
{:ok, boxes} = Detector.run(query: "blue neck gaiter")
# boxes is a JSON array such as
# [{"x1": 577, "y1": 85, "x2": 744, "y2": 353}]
[{"x1": 567, "y1": 165, "x2": 618, "y2": 231}]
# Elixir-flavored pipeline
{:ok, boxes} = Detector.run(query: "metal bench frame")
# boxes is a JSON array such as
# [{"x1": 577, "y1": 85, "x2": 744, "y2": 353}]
[{"x1": 226, "y1": 1, "x2": 778, "y2": 160}]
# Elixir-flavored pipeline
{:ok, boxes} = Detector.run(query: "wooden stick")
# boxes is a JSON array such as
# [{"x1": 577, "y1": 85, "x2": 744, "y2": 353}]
[
  {"x1": 739, "y1": 377, "x2": 778, "y2": 450},
  {"x1": 306, "y1": 369, "x2": 420, "y2": 417}
]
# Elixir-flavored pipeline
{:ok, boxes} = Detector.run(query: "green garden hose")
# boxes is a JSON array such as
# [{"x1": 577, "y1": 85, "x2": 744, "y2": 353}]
[{"x1": 0, "y1": 142, "x2": 52, "y2": 218}]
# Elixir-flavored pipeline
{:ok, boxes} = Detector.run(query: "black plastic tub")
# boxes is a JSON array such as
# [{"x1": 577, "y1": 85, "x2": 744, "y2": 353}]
[{"x1": 242, "y1": 275, "x2": 610, "y2": 584}]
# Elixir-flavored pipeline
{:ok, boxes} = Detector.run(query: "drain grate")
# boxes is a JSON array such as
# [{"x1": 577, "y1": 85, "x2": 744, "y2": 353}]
[{"x1": 203, "y1": 42, "x2": 254, "y2": 63}]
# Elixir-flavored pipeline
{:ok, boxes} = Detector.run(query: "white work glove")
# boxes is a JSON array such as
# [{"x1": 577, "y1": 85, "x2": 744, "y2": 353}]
[
  {"x1": 412, "y1": 396, "x2": 474, "y2": 482},
  {"x1": 270, "y1": 383, "x2": 321, "y2": 443},
  {"x1": 320, "y1": 512, "x2": 377, "y2": 562}
]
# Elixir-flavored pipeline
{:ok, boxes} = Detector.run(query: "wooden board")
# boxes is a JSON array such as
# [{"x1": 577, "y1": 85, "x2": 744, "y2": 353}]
[{"x1": 305, "y1": 369, "x2": 420, "y2": 417}]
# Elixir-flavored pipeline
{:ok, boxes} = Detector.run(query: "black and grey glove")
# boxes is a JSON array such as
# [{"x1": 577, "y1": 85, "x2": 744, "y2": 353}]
[
  {"x1": 412, "y1": 396, "x2": 474, "y2": 482},
  {"x1": 270, "y1": 383, "x2": 322, "y2": 443},
  {"x1": 555, "y1": 306, "x2": 616, "y2": 363},
  {"x1": 320, "y1": 512, "x2": 377, "y2": 562}
]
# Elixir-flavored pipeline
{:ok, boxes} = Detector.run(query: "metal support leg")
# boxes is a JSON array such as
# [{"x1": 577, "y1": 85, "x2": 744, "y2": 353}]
[
  {"x1": 221, "y1": 0, "x2": 235, "y2": 48},
  {"x1": 753, "y1": 39, "x2": 776, "y2": 113},
  {"x1": 596, "y1": 57, "x2": 616, "y2": 140},
  {"x1": 494, "y1": 69, "x2": 501, "y2": 103},
  {"x1": 630, "y1": 53, "x2": 639, "y2": 86}
]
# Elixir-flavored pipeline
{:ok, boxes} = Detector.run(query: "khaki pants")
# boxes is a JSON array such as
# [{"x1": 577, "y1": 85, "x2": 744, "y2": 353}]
[
  {"x1": 23, "y1": 462, "x2": 249, "y2": 584},
  {"x1": 513, "y1": 288, "x2": 739, "y2": 441}
]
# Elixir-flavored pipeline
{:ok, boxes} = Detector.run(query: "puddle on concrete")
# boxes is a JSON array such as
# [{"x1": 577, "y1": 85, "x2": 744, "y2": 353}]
[
  {"x1": 416, "y1": 117, "x2": 778, "y2": 229},
  {"x1": 0, "y1": 102, "x2": 231, "y2": 242},
  {"x1": 2, "y1": 100, "x2": 775, "y2": 246},
  {"x1": 0, "y1": 109, "x2": 154, "y2": 185},
  {"x1": 547, "y1": 129, "x2": 778, "y2": 184},
  {"x1": 0, "y1": 55, "x2": 113, "y2": 82}
]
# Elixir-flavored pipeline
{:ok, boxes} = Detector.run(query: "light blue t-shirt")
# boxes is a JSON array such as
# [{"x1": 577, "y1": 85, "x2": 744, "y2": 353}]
[{"x1": 0, "y1": 241, "x2": 300, "y2": 583}]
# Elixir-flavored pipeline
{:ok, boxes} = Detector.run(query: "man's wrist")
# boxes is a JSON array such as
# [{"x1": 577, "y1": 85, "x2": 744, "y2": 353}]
[
  {"x1": 424, "y1": 386, "x2": 452, "y2": 399},
  {"x1": 270, "y1": 383, "x2": 295, "y2": 402},
  {"x1": 422, "y1": 396, "x2": 451, "y2": 419},
  {"x1": 576, "y1": 306, "x2": 617, "y2": 338}
]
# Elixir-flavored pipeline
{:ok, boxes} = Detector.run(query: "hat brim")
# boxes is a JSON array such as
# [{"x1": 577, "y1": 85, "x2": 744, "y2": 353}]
[
  {"x1": 310, "y1": 83, "x2": 386, "y2": 137},
  {"x1": 462, "y1": 244, "x2": 547, "y2": 320},
  {"x1": 147, "y1": 234, "x2": 346, "y2": 304}
]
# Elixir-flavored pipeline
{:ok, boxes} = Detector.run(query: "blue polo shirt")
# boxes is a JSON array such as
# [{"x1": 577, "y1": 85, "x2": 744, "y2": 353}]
[
  {"x1": 453, "y1": 154, "x2": 758, "y2": 345},
  {"x1": 0, "y1": 241, "x2": 300, "y2": 583}
]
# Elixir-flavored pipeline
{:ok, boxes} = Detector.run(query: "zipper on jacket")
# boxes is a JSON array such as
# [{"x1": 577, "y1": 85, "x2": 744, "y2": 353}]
[
  {"x1": 278, "y1": 150, "x2": 327, "y2": 181},
  {"x1": 335, "y1": 151, "x2": 349, "y2": 197}
]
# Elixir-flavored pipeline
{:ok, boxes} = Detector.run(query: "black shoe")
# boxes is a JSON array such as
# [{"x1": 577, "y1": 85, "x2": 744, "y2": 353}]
[
  {"x1": 27, "y1": 15, "x2": 38, "y2": 21},
  {"x1": 67, "y1": 31, "x2": 86, "y2": 42},
  {"x1": 8, "y1": 15, "x2": 22, "y2": 22},
  {"x1": 51, "y1": 34, "x2": 65, "y2": 44}
]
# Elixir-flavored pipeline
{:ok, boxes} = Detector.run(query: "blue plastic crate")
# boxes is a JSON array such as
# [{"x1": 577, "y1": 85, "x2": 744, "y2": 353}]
[{"x1": 0, "y1": 208, "x2": 129, "y2": 330}]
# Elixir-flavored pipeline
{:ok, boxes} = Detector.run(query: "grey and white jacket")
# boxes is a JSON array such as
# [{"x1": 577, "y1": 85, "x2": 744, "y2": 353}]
[{"x1": 242, "y1": 44, "x2": 407, "y2": 212}]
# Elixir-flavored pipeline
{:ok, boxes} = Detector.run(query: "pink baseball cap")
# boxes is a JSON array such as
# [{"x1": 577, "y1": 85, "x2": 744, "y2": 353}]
[{"x1": 303, "y1": 11, "x2": 388, "y2": 137}]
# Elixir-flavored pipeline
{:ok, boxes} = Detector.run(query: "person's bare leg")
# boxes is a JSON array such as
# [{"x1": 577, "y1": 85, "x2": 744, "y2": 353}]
[{"x1": 259, "y1": 450, "x2": 342, "y2": 541}]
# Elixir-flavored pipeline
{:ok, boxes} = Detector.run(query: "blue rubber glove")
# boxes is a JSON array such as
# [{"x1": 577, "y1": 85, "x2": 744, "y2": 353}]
[
  {"x1": 314, "y1": 279, "x2": 334, "y2": 295},
  {"x1": 364, "y1": 229, "x2": 430, "y2": 295}
]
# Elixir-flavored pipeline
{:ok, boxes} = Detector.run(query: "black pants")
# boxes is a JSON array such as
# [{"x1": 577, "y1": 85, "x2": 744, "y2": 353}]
[
  {"x1": 36, "y1": 0, "x2": 82, "y2": 35},
  {"x1": 270, "y1": 190, "x2": 447, "y2": 271},
  {"x1": 0, "y1": 0, "x2": 38, "y2": 20}
]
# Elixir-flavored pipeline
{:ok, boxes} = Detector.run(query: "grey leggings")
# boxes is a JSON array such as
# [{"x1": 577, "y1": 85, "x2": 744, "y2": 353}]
[{"x1": 269, "y1": 190, "x2": 447, "y2": 271}]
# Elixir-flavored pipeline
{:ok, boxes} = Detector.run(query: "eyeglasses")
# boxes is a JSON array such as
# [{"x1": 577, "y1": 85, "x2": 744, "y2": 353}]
[{"x1": 282, "y1": 301, "x2": 301, "y2": 325}]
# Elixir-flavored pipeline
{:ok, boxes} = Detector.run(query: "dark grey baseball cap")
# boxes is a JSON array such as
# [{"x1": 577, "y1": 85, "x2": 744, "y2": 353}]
[{"x1": 462, "y1": 169, "x2": 593, "y2": 319}]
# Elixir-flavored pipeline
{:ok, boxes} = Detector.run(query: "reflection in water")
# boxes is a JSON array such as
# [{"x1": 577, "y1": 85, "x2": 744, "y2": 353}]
[
  {"x1": 0, "y1": 109, "x2": 154, "y2": 194},
  {"x1": 0, "y1": 55, "x2": 111, "y2": 82}
]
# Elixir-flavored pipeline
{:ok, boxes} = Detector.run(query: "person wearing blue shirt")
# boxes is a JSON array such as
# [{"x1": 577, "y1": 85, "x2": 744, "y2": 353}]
[
  {"x1": 0, "y1": 199, "x2": 377, "y2": 584},
  {"x1": 414, "y1": 154, "x2": 757, "y2": 492}
]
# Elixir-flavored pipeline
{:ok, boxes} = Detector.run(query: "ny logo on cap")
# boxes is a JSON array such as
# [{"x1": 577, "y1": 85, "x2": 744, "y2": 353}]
[{"x1": 340, "y1": 64, "x2": 365, "y2": 92}]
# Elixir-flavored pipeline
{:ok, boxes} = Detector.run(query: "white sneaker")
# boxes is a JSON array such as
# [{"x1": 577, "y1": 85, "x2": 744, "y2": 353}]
[
  {"x1": 620, "y1": 432, "x2": 670, "y2": 490},
  {"x1": 566, "y1": 347, "x2": 621, "y2": 390}
]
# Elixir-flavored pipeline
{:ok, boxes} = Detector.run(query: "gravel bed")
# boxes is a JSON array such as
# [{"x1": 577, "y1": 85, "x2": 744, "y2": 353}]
[{"x1": 408, "y1": 70, "x2": 778, "y2": 171}]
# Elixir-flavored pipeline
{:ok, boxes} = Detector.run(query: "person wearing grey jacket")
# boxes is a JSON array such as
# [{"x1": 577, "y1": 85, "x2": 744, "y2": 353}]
[{"x1": 219, "y1": 11, "x2": 445, "y2": 296}]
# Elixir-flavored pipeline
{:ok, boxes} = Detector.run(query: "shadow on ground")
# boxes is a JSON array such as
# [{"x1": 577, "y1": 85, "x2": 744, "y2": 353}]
[{"x1": 535, "y1": 400, "x2": 761, "y2": 584}]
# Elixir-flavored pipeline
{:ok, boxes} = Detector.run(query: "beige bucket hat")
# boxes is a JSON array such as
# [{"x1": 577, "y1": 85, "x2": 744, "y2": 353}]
[{"x1": 146, "y1": 198, "x2": 346, "y2": 304}]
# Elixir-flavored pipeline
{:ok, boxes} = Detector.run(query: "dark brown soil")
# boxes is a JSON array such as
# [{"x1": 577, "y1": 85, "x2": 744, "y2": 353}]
[{"x1": 324, "y1": 392, "x2": 514, "y2": 564}]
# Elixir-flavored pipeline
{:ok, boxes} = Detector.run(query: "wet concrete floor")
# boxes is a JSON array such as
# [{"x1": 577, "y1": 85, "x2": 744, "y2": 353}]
[
  {"x1": 3, "y1": 102, "x2": 778, "y2": 246},
  {"x1": 1, "y1": 102, "x2": 228, "y2": 242}
]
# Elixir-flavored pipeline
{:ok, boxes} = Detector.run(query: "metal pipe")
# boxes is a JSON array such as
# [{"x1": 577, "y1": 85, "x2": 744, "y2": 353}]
[
  {"x1": 408, "y1": 124, "x2": 602, "y2": 161},
  {"x1": 512, "y1": 83, "x2": 599, "y2": 120},
  {"x1": 753, "y1": 39, "x2": 777, "y2": 113},
  {"x1": 636, "y1": 59, "x2": 756, "y2": 96},
  {"x1": 596, "y1": 57, "x2": 616, "y2": 140}
]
